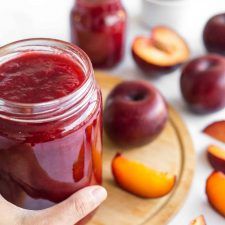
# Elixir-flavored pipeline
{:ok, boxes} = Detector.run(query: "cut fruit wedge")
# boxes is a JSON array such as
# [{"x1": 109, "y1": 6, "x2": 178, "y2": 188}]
[
  {"x1": 206, "y1": 171, "x2": 225, "y2": 217},
  {"x1": 207, "y1": 145, "x2": 225, "y2": 173},
  {"x1": 203, "y1": 121, "x2": 225, "y2": 143},
  {"x1": 112, "y1": 153, "x2": 176, "y2": 198},
  {"x1": 189, "y1": 215, "x2": 206, "y2": 225}
]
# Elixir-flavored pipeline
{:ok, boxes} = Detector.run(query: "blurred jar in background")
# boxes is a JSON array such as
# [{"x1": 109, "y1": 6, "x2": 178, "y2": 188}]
[{"x1": 71, "y1": 0, "x2": 127, "y2": 68}]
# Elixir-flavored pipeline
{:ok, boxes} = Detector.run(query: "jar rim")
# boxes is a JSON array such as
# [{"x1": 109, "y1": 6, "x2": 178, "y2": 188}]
[
  {"x1": 0, "y1": 38, "x2": 93, "y2": 108},
  {"x1": 0, "y1": 38, "x2": 98, "y2": 123}
]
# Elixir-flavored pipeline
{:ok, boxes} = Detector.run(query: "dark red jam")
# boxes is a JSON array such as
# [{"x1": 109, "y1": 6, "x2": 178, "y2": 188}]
[
  {"x1": 0, "y1": 53, "x2": 85, "y2": 103},
  {"x1": 71, "y1": 0, "x2": 127, "y2": 68},
  {"x1": 0, "y1": 40, "x2": 102, "y2": 213}
]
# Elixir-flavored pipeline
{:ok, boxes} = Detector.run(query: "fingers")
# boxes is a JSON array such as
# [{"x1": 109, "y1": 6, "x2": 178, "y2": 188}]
[
  {"x1": 0, "y1": 186, "x2": 107, "y2": 225},
  {"x1": 25, "y1": 186, "x2": 107, "y2": 225}
]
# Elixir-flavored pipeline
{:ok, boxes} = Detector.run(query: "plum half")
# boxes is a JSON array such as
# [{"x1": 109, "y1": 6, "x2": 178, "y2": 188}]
[{"x1": 132, "y1": 26, "x2": 190, "y2": 76}]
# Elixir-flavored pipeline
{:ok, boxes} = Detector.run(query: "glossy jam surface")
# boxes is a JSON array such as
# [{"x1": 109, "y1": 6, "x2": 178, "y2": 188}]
[
  {"x1": 0, "y1": 52, "x2": 102, "y2": 212},
  {"x1": 71, "y1": 0, "x2": 127, "y2": 68},
  {"x1": 0, "y1": 53, "x2": 85, "y2": 103}
]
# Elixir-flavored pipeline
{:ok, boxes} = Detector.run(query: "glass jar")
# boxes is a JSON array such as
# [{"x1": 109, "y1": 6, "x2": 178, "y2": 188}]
[
  {"x1": 70, "y1": 0, "x2": 127, "y2": 68},
  {"x1": 0, "y1": 39, "x2": 102, "y2": 211}
]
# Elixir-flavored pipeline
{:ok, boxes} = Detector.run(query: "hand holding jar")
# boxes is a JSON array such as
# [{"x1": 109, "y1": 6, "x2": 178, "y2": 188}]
[
  {"x1": 0, "y1": 186, "x2": 107, "y2": 225},
  {"x1": 0, "y1": 39, "x2": 103, "y2": 224}
]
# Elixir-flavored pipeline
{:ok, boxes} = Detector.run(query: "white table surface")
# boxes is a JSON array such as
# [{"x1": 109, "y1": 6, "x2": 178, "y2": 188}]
[{"x1": 0, "y1": 0, "x2": 225, "y2": 224}]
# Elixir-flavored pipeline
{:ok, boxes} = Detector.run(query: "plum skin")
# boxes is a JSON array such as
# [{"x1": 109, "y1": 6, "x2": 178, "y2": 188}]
[
  {"x1": 103, "y1": 81, "x2": 168, "y2": 147},
  {"x1": 203, "y1": 13, "x2": 225, "y2": 55},
  {"x1": 208, "y1": 152, "x2": 225, "y2": 174},
  {"x1": 180, "y1": 54, "x2": 225, "y2": 114}
]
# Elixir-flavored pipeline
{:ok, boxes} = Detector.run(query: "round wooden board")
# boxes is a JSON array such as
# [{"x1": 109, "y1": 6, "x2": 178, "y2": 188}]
[{"x1": 87, "y1": 71, "x2": 195, "y2": 225}]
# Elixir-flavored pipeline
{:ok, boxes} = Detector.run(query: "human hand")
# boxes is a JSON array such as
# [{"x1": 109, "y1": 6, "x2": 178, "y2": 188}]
[{"x1": 0, "y1": 186, "x2": 107, "y2": 225}]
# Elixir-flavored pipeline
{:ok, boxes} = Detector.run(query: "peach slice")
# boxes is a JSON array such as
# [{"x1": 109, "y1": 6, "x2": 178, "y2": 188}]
[
  {"x1": 132, "y1": 26, "x2": 190, "y2": 75},
  {"x1": 112, "y1": 153, "x2": 176, "y2": 198},
  {"x1": 206, "y1": 171, "x2": 225, "y2": 217},
  {"x1": 189, "y1": 215, "x2": 206, "y2": 225},
  {"x1": 207, "y1": 145, "x2": 225, "y2": 173},
  {"x1": 203, "y1": 121, "x2": 225, "y2": 143}
]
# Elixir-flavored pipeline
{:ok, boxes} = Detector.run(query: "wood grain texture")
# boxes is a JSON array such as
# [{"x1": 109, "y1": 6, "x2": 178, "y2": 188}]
[{"x1": 87, "y1": 71, "x2": 195, "y2": 225}]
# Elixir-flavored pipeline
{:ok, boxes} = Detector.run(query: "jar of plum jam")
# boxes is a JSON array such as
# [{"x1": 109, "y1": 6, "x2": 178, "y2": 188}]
[
  {"x1": 0, "y1": 39, "x2": 102, "y2": 212},
  {"x1": 71, "y1": 0, "x2": 127, "y2": 68}
]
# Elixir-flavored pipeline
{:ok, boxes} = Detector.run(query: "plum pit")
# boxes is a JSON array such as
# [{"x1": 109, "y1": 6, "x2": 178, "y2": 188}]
[{"x1": 132, "y1": 26, "x2": 190, "y2": 75}]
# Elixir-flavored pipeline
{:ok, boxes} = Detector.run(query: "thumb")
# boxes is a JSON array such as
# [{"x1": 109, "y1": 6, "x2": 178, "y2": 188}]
[{"x1": 25, "y1": 186, "x2": 107, "y2": 225}]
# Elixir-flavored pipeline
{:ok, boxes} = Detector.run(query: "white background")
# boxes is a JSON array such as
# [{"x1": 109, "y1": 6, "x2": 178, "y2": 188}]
[{"x1": 0, "y1": 0, "x2": 225, "y2": 224}]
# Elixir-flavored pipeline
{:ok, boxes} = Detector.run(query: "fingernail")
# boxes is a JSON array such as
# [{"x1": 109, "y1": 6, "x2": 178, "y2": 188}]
[{"x1": 92, "y1": 186, "x2": 107, "y2": 203}]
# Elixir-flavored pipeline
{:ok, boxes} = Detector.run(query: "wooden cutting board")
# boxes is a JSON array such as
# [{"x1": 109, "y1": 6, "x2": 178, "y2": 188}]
[{"x1": 87, "y1": 71, "x2": 195, "y2": 225}]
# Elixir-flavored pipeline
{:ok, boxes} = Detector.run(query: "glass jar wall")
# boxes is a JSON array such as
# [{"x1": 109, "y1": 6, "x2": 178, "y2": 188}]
[
  {"x1": 71, "y1": 0, "x2": 127, "y2": 68},
  {"x1": 0, "y1": 39, "x2": 103, "y2": 212}
]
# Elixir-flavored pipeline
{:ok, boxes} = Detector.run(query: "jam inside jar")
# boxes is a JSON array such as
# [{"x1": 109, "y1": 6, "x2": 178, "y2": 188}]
[
  {"x1": 70, "y1": 0, "x2": 127, "y2": 68},
  {"x1": 0, "y1": 39, "x2": 102, "y2": 211}
]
